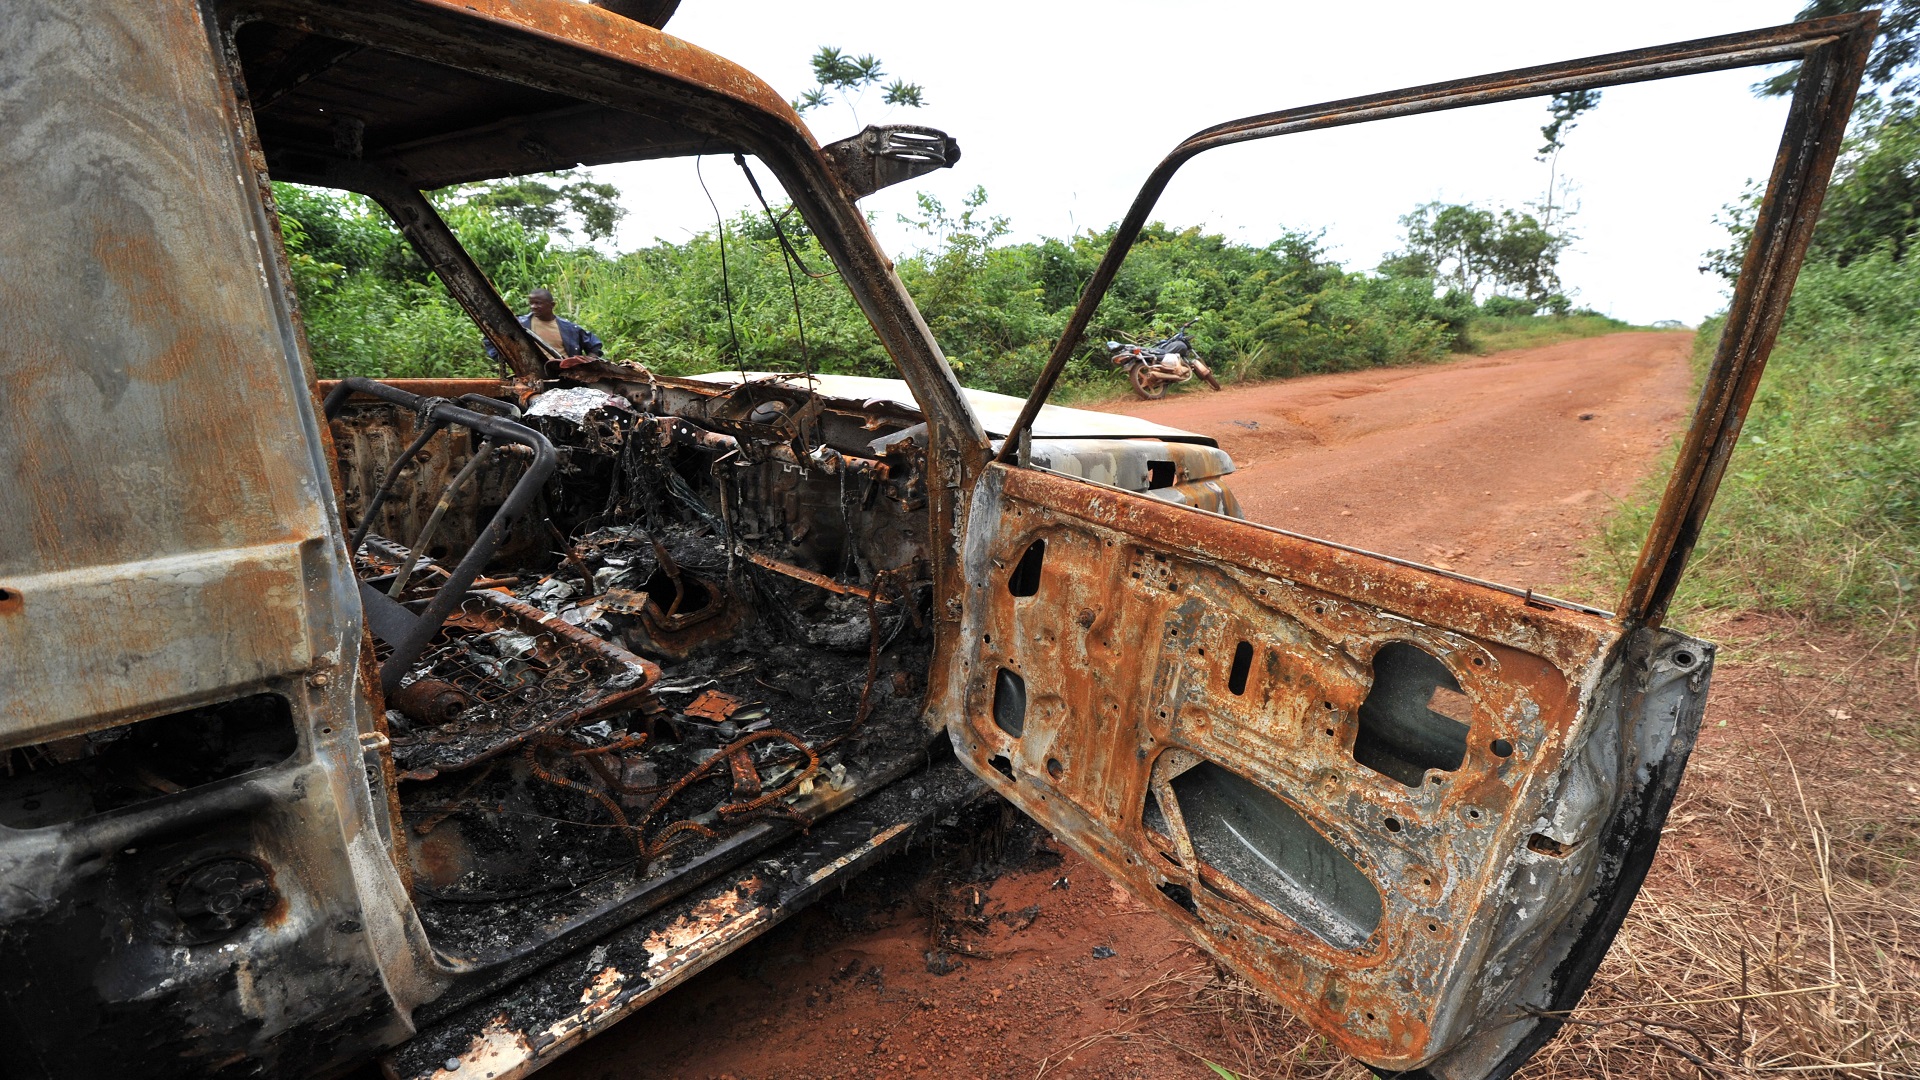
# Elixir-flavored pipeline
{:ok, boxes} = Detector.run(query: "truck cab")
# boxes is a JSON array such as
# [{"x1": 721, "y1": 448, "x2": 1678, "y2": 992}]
[{"x1": 0, "y1": 3, "x2": 1870, "y2": 1077}]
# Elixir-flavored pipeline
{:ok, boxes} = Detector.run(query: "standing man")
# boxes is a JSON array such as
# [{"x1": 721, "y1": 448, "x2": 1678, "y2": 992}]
[{"x1": 487, "y1": 287, "x2": 603, "y2": 366}]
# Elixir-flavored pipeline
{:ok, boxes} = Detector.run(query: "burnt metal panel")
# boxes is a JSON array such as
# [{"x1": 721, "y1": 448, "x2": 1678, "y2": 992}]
[{"x1": 0, "y1": 0, "x2": 335, "y2": 741}]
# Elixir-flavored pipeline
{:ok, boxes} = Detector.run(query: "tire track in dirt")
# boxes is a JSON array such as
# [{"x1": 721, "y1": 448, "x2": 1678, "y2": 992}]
[{"x1": 1094, "y1": 330, "x2": 1698, "y2": 594}]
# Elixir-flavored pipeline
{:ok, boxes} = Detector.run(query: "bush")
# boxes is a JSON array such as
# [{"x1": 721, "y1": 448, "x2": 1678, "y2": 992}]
[
  {"x1": 1596, "y1": 248, "x2": 1920, "y2": 620},
  {"x1": 278, "y1": 179, "x2": 1480, "y2": 398}
]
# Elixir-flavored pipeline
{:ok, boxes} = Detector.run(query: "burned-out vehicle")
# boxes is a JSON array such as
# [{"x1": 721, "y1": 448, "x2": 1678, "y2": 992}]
[{"x1": 0, "y1": 2, "x2": 1873, "y2": 1078}]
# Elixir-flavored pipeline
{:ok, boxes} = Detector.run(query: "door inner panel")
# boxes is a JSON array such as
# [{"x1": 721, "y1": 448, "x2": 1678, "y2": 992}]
[{"x1": 953, "y1": 464, "x2": 1628, "y2": 1068}]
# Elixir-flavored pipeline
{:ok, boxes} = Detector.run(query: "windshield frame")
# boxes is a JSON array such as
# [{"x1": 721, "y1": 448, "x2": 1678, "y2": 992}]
[{"x1": 223, "y1": 0, "x2": 989, "y2": 454}]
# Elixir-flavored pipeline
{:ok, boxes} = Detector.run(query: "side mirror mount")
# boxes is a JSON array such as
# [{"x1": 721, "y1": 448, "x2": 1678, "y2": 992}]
[{"x1": 823, "y1": 125, "x2": 961, "y2": 200}]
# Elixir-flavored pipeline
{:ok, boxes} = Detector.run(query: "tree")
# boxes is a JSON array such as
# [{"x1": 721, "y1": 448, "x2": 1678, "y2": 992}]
[
  {"x1": 440, "y1": 172, "x2": 626, "y2": 242},
  {"x1": 1758, "y1": 0, "x2": 1920, "y2": 100},
  {"x1": 1812, "y1": 96, "x2": 1920, "y2": 262},
  {"x1": 1536, "y1": 90, "x2": 1601, "y2": 228},
  {"x1": 1385, "y1": 201, "x2": 1572, "y2": 304},
  {"x1": 791, "y1": 46, "x2": 925, "y2": 125},
  {"x1": 1705, "y1": 97, "x2": 1920, "y2": 278}
]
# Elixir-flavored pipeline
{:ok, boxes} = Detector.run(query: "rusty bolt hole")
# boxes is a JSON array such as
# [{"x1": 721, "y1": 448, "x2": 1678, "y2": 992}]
[
  {"x1": 1471, "y1": 656, "x2": 1486, "y2": 667},
  {"x1": 1673, "y1": 650, "x2": 1697, "y2": 668},
  {"x1": 1046, "y1": 757, "x2": 1064, "y2": 779},
  {"x1": 1467, "y1": 809, "x2": 1482, "y2": 820},
  {"x1": 1384, "y1": 817, "x2": 1402, "y2": 833},
  {"x1": 1491, "y1": 739, "x2": 1514, "y2": 758}
]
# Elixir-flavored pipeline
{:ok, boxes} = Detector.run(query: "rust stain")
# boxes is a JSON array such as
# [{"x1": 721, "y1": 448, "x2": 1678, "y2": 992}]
[
  {"x1": 431, "y1": 1014, "x2": 533, "y2": 1080},
  {"x1": 683, "y1": 689, "x2": 742, "y2": 722}
]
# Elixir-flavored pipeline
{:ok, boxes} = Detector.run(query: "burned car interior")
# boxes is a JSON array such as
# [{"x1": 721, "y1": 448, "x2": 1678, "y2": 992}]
[
  {"x1": 322, "y1": 372, "x2": 938, "y2": 961},
  {"x1": 255, "y1": 9, "x2": 957, "y2": 973},
  {"x1": 0, "y1": 1, "x2": 1876, "y2": 1078}
]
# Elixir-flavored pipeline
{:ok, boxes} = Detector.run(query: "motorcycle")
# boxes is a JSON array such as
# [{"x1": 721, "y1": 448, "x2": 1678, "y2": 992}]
[{"x1": 1105, "y1": 319, "x2": 1223, "y2": 399}]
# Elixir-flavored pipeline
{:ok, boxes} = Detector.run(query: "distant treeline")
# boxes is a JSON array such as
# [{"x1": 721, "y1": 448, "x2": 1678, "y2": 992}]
[{"x1": 275, "y1": 182, "x2": 1615, "y2": 398}]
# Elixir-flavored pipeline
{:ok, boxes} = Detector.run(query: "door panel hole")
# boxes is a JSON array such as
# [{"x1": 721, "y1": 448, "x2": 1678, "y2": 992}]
[
  {"x1": 1163, "y1": 760, "x2": 1382, "y2": 950},
  {"x1": 992, "y1": 668, "x2": 1027, "y2": 737},
  {"x1": 1353, "y1": 643, "x2": 1470, "y2": 788},
  {"x1": 988, "y1": 754, "x2": 1015, "y2": 781},
  {"x1": 1146, "y1": 460, "x2": 1176, "y2": 489},
  {"x1": 1157, "y1": 882, "x2": 1197, "y2": 913},
  {"x1": 1227, "y1": 641, "x2": 1254, "y2": 695},
  {"x1": 1008, "y1": 538, "x2": 1046, "y2": 597},
  {"x1": 1528, "y1": 833, "x2": 1571, "y2": 858}
]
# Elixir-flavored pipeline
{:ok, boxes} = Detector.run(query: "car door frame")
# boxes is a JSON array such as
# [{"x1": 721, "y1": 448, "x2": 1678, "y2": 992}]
[{"x1": 940, "y1": 14, "x2": 1875, "y2": 1079}]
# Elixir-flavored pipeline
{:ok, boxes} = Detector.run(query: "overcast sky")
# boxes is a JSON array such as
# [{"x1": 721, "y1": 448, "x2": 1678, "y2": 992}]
[{"x1": 592, "y1": 1, "x2": 1810, "y2": 326}]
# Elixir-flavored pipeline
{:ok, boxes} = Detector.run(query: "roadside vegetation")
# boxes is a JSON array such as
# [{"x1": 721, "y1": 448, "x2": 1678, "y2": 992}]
[
  {"x1": 1592, "y1": 92, "x2": 1920, "y2": 626},
  {"x1": 277, "y1": 52, "x2": 1627, "y2": 401},
  {"x1": 1457, "y1": 311, "x2": 1635, "y2": 354},
  {"x1": 279, "y1": 176, "x2": 1634, "y2": 400}
]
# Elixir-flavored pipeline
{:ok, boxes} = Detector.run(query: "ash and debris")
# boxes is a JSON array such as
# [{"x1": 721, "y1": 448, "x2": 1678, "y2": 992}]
[
  {"x1": 351, "y1": 387, "x2": 934, "y2": 961},
  {"x1": 388, "y1": 758, "x2": 993, "y2": 1080}
]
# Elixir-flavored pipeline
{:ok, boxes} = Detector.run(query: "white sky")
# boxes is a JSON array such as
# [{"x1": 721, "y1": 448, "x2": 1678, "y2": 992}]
[{"x1": 591, "y1": 1, "x2": 1809, "y2": 326}]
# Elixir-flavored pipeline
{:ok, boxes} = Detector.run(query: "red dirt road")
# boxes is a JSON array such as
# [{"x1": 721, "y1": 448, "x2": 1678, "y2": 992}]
[
  {"x1": 1096, "y1": 330, "x2": 1699, "y2": 593},
  {"x1": 530, "y1": 333, "x2": 1704, "y2": 1080}
]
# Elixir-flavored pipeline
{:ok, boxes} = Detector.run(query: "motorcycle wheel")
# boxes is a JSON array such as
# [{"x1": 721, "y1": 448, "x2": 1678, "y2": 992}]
[
  {"x1": 1129, "y1": 365, "x2": 1166, "y2": 399},
  {"x1": 1201, "y1": 369, "x2": 1223, "y2": 391}
]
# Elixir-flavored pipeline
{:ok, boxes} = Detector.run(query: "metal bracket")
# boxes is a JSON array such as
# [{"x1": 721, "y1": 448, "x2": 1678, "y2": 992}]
[{"x1": 822, "y1": 125, "x2": 961, "y2": 200}]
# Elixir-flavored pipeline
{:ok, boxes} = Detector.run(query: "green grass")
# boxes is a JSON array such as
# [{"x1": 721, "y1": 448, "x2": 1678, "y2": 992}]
[
  {"x1": 1582, "y1": 250, "x2": 1919, "y2": 625},
  {"x1": 1460, "y1": 313, "x2": 1645, "y2": 355}
]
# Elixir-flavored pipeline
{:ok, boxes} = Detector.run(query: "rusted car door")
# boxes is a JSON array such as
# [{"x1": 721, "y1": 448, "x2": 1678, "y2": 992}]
[{"x1": 942, "y1": 17, "x2": 1872, "y2": 1079}]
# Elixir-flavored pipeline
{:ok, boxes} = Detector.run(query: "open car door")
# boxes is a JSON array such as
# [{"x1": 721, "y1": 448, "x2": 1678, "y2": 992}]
[{"x1": 943, "y1": 17, "x2": 1873, "y2": 1078}]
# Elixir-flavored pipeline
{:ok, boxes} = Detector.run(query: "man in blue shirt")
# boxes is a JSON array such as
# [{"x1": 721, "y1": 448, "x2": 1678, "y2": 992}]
[{"x1": 487, "y1": 287, "x2": 603, "y2": 365}]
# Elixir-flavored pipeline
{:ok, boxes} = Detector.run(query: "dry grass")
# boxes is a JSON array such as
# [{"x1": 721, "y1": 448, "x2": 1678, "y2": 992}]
[
  {"x1": 1045, "y1": 619, "x2": 1920, "y2": 1080},
  {"x1": 1034, "y1": 959, "x2": 1365, "y2": 1080}
]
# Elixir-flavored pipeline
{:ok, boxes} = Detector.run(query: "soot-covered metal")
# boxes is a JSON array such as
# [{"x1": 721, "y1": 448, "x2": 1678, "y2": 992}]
[{"x1": 322, "y1": 375, "x2": 938, "y2": 963}]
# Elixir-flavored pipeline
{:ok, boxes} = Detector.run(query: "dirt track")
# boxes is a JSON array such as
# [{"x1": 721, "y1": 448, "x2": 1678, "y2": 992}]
[
  {"x1": 533, "y1": 333, "x2": 1706, "y2": 1080},
  {"x1": 1097, "y1": 330, "x2": 1699, "y2": 591}
]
